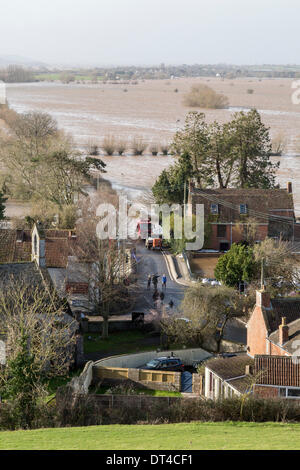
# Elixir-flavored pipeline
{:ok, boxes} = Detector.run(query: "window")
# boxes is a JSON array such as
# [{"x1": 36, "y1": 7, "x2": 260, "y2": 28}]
[
  {"x1": 239, "y1": 204, "x2": 248, "y2": 215},
  {"x1": 210, "y1": 203, "x2": 219, "y2": 214},
  {"x1": 279, "y1": 387, "x2": 286, "y2": 397},
  {"x1": 33, "y1": 234, "x2": 38, "y2": 255},
  {"x1": 217, "y1": 224, "x2": 227, "y2": 238},
  {"x1": 287, "y1": 388, "x2": 300, "y2": 397}
]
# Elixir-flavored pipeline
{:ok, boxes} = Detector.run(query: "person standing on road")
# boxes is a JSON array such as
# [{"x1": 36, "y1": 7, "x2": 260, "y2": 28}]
[
  {"x1": 152, "y1": 274, "x2": 159, "y2": 290},
  {"x1": 162, "y1": 274, "x2": 167, "y2": 290},
  {"x1": 147, "y1": 274, "x2": 152, "y2": 289}
]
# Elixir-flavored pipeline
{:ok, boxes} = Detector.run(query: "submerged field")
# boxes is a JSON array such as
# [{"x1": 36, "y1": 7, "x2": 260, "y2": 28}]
[{"x1": 1, "y1": 422, "x2": 300, "y2": 450}]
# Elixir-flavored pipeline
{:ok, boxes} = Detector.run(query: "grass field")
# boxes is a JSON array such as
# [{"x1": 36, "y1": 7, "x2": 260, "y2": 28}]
[
  {"x1": 1, "y1": 422, "x2": 300, "y2": 450},
  {"x1": 83, "y1": 330, "x2": 158, "y2": 354}
]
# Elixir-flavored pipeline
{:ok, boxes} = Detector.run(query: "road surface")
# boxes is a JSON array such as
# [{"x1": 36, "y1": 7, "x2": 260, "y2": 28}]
[{"x1": 132, "y1": 241, "x2": 185, "y2": 315}]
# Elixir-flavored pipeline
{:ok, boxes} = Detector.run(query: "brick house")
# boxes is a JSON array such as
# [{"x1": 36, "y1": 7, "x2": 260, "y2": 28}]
[
  {"x1": 188, "y1": 183, "x2": 295, "y2": 251},
  {"x1": 247, "y1": 289, "x2": 300, "y2": 358},
  {"x1": 0, "y1": 225, "x2": 76, "y2": 268},
  {"x1": 204, "y1": 288, "x2": 300, "y2": 400}
]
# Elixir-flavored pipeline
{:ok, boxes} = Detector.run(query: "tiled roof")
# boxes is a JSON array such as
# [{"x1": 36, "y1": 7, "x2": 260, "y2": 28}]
[
  {"x1": 269, "y1": 317, "x2": 300, "y2": 354},
  {"x1": 266, "y1": 298, "x2": 300, "y2": 334},
  {"x1": 0, "y1": 262, "x2": 44, "y2": 288},
  {"x1": 205, "y1": 354, "x2": 254, "y2": 380},
  {"x1": 254, "y1": 355, "x2": 300, "y2": 387},
  {"x1": 190, "y1": 188, "x2": 294, "y2": 223},
  {"x1": 0, "y1": 229, "x2": 75, "y2": 268}
]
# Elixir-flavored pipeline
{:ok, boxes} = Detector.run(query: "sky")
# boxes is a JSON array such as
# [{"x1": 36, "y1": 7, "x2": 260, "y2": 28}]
[{"x1": 0, "y1": 0, "x2": 299, "y2": 66}]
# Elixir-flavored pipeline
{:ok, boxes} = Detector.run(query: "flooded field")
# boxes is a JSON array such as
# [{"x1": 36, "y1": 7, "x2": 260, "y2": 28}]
[{"x1": 5, "y1": 77, "x2": 300, "y2": 212}]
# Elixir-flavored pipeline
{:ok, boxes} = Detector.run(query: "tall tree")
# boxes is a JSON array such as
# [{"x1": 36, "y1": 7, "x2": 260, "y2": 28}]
[
  {"x1": 152, "y1": 152, "x2": 194, "y2": 204},
  {"x1": 171, "y1": 112, "x2": 210, "y2": 187},
  {"x1": 228, "y1": 109, "x2": 279, "y2": 188}
]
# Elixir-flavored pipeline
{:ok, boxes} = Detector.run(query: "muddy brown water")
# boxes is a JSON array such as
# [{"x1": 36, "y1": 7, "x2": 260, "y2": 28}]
[{"x1": 5, "y1": 78, "x2": 300, "y2": 214}]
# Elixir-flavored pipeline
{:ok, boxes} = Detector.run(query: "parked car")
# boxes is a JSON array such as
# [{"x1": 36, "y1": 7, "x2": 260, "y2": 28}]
[
  {"x1": 202, "y1": 278, "x2": 221, "y2": 286},
  {"x1": 140, "y1": 356, "x2": 184, "y2": 372}
]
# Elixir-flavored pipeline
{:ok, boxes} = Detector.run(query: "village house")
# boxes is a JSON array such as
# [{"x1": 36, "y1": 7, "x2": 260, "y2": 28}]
[
  {"x1": 188, "y1": 183, "x2": 296, "y2": 252},
  {"x1": 204, "y1": 288, "x2": 300, "y2": 400},
  {"x1": 0, "y1": 261, "x2": 80, "y2": 367}
]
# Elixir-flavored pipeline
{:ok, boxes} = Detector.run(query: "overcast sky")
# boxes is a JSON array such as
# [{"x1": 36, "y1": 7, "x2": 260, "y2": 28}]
[{"x1": 0, "y1": 0, "x2": 299, "y2": 66}]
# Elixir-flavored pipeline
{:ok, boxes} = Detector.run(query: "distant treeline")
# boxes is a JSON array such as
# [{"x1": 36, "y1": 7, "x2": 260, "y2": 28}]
[
  {"x1": 0, "y1": 65, "x2": 36, "y2": 83},
  {"x1": 36, "y1": 64, "x2": 300, "y2": 82}
]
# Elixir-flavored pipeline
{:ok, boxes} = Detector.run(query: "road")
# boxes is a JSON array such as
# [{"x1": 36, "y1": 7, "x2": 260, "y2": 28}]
[
  {"x1": 132, "y1": 241, "x2": 247, "y2": 345},
  {"x1": 132, "y1": 241, "x2": 185, "y2": 315}
]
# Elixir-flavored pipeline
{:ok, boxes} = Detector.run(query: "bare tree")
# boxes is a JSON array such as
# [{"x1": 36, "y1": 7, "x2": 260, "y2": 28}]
[
  {"x1": 102, "y1": 135, "x2": 116, "y2": 155},
  {"x1": 75, "y1": 193, "x2": 137, "y2": 338},
  {"x1": 0, "y1": 276, "x2": 77, "y2": 382},
  {"x1": 131, "y1": 137, "x2": 147, "y2": 156},
  {"x1": 115, "y1": 138, "x2": 127, "y2": 155}
]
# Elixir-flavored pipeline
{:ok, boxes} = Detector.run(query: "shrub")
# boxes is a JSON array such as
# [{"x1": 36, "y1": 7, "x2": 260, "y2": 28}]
[
  {"x1": 87, "y1": 140, "x2": 99, "y2": 156},
  {"x1": 183, "y1": 84, "x2": 229, "y2": 109},
  {"x1": 131, "y1": 137, "x2": 147, "y2": 156},
  {"x1": 247, "y1": 89, "x2": 254, "y2": 94},
  {"x1": 150, "y1": 143, "x2": 159, "y2": 156},
  {"x1": 160, "y1": 143, "x2": 170, "y2": 155},
  {"x1": 116, "y1": 139, "x2": 127, "y2": 155},
  {"x1": 102, "y1": 135, "x2": 116, "y2": 156}
]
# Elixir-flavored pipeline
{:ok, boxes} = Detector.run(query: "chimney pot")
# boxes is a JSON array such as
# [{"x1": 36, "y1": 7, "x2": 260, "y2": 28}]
[{"x1": 279, "y1": 318, "x2": 289, "y2": 345}]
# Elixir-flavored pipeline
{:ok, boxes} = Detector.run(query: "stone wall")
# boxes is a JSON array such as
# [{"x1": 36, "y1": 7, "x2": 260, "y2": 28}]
[
  {"x1": 93, "y1": 365, "x2": 181, "y2": 392},
  {"x1": 192, "y1": 374, "x2": 204, "y2": 395}
]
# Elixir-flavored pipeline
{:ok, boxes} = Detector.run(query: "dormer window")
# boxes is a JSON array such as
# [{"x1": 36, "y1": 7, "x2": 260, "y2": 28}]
[
  {"x1": 239, "y1": 204, "x2": 248, "y2": 215},
  {"x1": 210, "y1": 203, "x2": 219, "y2": 214}
]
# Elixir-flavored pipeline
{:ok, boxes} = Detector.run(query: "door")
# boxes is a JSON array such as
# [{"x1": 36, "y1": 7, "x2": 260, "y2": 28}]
[{"x1": 181, "y1": 371, "x2": 193, "y2": 393}]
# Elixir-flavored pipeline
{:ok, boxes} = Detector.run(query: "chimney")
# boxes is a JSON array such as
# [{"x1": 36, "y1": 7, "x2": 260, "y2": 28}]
[
  {"x1": 279, "y1": 317, "x2": 289, "y2": 345},
  {"x1": 256, "y1": 289, "x2": 271, "y2": 309},
  {"x1": 287, "y1": 182, "x2": 293, "y2": 194},
  {"x1": 245, "y1": 365, "x2": 253, "y2": 375}
]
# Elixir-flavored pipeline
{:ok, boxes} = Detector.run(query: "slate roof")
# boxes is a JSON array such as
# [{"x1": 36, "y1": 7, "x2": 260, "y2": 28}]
[
  {"x1": 254, "y1": 355, "x2": 300, "y2": 388},
  {"x1": 205, "y1": 354, "x2": 254, "y2": 380},
  {"x1": 265, "y1": 299, "x2": 300, "y2": 334},
  {"x1": 190, "y1": 188, "x2": 294, "y2": 223}
]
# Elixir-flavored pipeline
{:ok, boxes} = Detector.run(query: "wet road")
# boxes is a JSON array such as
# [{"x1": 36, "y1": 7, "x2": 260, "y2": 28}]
[
  {"x1": 132, "y1": 241, "x2": 247, "y2": 345},
  {"x1": 132, "y1": 241, "x2": 185, "y2": 315}
]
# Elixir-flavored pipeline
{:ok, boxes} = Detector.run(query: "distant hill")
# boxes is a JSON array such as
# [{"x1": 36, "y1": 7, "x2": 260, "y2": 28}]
[{"x1": 0, "y1": 55, "x2": 46, "y2": 68}]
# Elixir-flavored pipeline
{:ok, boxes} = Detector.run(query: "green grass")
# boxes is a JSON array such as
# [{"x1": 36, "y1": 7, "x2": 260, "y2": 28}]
[
  {"x1": 93, "y1": 386, "x2": 181, "y2": 397},
  {"x1": 1, "y1": 422, "x2": 300, "y2": 450},
  {"x1": 83, "y1": 330, "x2": 157, "y2": 354}
]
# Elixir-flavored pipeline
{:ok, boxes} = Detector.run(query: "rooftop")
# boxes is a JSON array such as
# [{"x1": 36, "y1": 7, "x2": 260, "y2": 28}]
[
  {"x1": 254, "y1": 355, "x2": 300, "y2": 388},
  {"x1": 190, "y1": 188, "x2": 294, "y2": 223}
]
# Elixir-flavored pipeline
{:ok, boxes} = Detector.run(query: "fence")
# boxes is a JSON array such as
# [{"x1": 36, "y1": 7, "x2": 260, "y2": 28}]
[{"x1": 93, "y1": 365, "x2": 181, "y2": 392}]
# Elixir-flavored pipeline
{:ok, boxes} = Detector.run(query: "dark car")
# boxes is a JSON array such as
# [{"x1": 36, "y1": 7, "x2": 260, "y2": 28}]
[{"x1": 140, "y1": 356, "x2": 184, "y2": 372}]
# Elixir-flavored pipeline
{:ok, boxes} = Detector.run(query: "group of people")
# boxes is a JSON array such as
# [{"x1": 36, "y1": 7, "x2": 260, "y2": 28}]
[
  {"x1": 147, "y1": 273, "x2": 167, "y2": 291},
  {"x1": 147, "y1": 273, "x2": 174, "y2": 309}
]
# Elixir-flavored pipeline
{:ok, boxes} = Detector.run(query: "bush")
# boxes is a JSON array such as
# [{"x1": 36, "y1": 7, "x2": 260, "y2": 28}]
[
  {"x1": 116, "y1": 139, "x2": 127, "y2": 155},
  {"x1": 102, "y1": 135, "x2": 115, "y2": 156},
  {"x1": 150, "y1": 143, "x2": 159, "y2": 156},
  {"x1": 183, "y1": 84, "x2": 229, "y2": 109},
  {"x1": 87, "y1": 140, "x2": 99, "y2": 156},
  {"x1": 247, "y1": 89, "x2": 254, "y2": 94},
  {"x1": 160, "y1": 143, "x2": 170, "y2": 155},
  {"x1": 131, "y1": 137, "x2": 147, "y2": 156}
]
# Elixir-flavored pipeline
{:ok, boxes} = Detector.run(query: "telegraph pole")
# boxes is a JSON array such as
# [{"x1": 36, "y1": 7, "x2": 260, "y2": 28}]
[{"x1": 261, "y1": 258, "x2": 265, "y2": 290}]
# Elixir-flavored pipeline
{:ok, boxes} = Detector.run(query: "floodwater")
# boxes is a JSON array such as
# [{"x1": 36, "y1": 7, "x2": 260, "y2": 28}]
[{"x1": 5, "y1": 78, "x2": 300, "y2": 213}]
